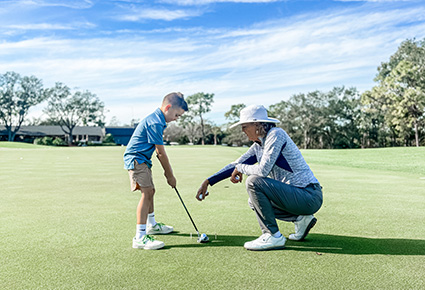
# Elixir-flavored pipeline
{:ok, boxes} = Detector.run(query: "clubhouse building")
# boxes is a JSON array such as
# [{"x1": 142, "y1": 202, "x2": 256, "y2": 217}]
[{"x1": 0, "y1": 125, "x2": 136, "y2": 145}]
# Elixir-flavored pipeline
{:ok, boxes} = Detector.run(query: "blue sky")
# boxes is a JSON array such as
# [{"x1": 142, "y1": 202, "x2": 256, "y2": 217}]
[{"x1": 1, "y1": 0, "x2": 425, "y2": 125}]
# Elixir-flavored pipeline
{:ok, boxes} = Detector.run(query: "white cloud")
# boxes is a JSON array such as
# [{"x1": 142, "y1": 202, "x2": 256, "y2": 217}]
[
  {"x1": 2, "y1": 3, "x2": 425, "y2": 125},
  {"x1": 5, "y1": 22, "x2": 96, "y2": 31},
  {"x1": 1, "y1": 0, "x2": 94, "y2": 9},
  {"x1": 118, "y1": 7, "x2": 203, "y2": 21}
]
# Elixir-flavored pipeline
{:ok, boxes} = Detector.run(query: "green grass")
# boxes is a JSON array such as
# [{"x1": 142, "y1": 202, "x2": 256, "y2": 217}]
[
  {"x1": 0, "y1": 141, "x2": 46, "y2": 149},
  {"x1": 1, "y1": 143, "x2": 424, "y2": 289}
]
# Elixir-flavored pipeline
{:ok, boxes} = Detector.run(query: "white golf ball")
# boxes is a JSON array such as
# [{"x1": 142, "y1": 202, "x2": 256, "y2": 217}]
[{"x1": 199, "y1": 191, "x2": 208, "y2": 199}]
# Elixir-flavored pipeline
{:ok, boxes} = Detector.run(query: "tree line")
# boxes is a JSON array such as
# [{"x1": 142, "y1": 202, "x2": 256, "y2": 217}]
[
  {"x1": 0, "y1": 73, "x2": 105, "y2": 145},
  {"x1": 1, "y1": 38, "x2": 424, "y2": 148},
  {"x1": 168, "y1": 38, "x2": 425, "y2": 148}
]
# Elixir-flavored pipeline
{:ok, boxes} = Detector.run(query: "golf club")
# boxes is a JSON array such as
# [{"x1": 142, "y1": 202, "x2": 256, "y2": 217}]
[{"x1": 173, "y1": 187, "x2": 209, "y2": 243}]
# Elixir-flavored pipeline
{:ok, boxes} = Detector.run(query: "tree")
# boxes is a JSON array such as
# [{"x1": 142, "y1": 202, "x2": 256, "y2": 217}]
[
  {"x1": 185, "y1": 92, "x2": 214, "y2": 145},
  {"x1": 178, "y1": 113, "x2": 201, "y2": 144},
  {"x1": 163, "y1": 123, "x2": 185, "y2": 143},
  {"x1": 224, "y1": 103, "x2": 246, "y2": 122},
  {"x1": 285, "y1": 91, "x2": 326, "y2": 149},
  {"x1": 385, "y1": 60, "x2": 425, "y2": 146},
  {"x1": 205, "y1": 121, "x2": 223, "y2": 145},
  {"x1": 363, "y1": 38, "x2": 425, "y2": 147},
  {"x1": 223, "y1": 103, "x2": 248, "y2": 146},
  {"x1": 44, "y1": 83, "x2": 105, "y2": 145},
  {"x1": 108, "y1": 116, "x2": 121, "y2": 126},
  {"x1": 269, "y1": 87, "x2": 363, "y2": 149},
  {"x1": 0, "y1": 72, "x2": 47, "y2": 141},
  {"x1": 326, "y1": 87, "x2": 362, "y2": 149}
]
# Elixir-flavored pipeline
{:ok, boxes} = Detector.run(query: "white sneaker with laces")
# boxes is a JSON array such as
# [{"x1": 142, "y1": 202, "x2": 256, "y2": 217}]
[
  {"x1": 132, "y1": 235, "x2": 164, "y2": 250},
  {"x1": 244, "y1": 233, "x2": 286, "y2": 251},
  {"x1": 288, "y1": 215, "x2": 317, "y2": 241},
  {"x1": 146, "y1": 222, "x2": 174, "y2": 235}
]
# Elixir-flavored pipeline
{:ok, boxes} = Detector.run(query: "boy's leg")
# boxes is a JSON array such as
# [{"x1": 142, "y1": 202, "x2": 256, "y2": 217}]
[
  {"x1": 129, "y1": 162, "x2": 164, "y2": 250},
  {"x1": 146, "y1": 190, "x2": 174, "y2": 235},
  {"x1": 133, "y1": 187, "x2": 165, "y2": 250},
  {"x1": 137, "y1": 187, "x2": 155, "y2": 225},
  {"x1": 138, "y1": 188, "x2": 173, "y2": 234}
]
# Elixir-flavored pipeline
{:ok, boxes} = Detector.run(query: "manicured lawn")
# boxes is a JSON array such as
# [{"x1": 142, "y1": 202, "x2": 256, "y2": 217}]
[{"x1": 1, "y1": 142, "x2": 424, "y2": 289}]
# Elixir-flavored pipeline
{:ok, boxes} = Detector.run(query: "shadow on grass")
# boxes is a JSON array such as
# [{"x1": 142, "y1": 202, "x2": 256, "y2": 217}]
[
  {"x1": 164, "y1": 232, "x2": 425, "y2": 255},
  {"x1": 286, "y1": 234, "x2": 425, "y2": 256},
  {"x1": 163, "y1": 232, "x2": 257, "y2": 249}
]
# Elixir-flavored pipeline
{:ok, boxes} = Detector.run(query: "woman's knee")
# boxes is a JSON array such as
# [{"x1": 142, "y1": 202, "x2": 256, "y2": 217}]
[{"x1": 245, "y1": 175, "x2": 264, "y2": 192}]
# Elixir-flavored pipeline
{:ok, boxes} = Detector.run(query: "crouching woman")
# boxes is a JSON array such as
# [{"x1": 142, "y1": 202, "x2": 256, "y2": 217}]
[{"x1": 196, "y1": 105, "x2": 323, "y2": 251}]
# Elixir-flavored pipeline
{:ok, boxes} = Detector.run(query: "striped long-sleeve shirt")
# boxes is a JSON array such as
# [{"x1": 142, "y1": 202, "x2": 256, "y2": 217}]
[{"x1": 208, "y1": 127, "x2": 319, "y2": 188}]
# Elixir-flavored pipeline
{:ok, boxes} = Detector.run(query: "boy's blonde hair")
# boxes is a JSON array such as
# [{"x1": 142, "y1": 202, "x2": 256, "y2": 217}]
[{"x1": 163, "y1": 92, "x2": 188, "y2": 111}]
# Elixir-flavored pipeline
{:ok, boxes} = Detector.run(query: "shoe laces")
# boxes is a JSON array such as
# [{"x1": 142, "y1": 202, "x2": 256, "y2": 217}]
[
  {"x1": 154, "y1": 222, "x2": 165, "y2": 228},
  {"x1": 259, "y1": 233, "x2": 271, "y2": 241},
  {"x1": 142, "y1": 235, "x2": 155, "y2": 242}
]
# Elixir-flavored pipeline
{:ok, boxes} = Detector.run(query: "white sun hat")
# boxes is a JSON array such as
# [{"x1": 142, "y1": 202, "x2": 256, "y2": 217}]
[{"x1": 229, "y1": 105, "x2": 280, "y2": 129}]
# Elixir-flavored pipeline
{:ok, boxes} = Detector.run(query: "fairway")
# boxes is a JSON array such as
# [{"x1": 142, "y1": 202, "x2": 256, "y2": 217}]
[{"x1": 1, "y1": 143, "x2": 424, "y2": 289}]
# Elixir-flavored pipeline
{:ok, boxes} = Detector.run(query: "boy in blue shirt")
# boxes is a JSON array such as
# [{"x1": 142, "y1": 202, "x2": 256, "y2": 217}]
[{"x1": 124, "y1": 92, "x2": 188, "y2": 250}]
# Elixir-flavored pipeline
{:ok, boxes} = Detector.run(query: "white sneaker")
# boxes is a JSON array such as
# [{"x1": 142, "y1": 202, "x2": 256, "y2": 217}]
[
  {"x1": 146, "y1": 222, "x2": 174, "y2": 235},
  {"x1": 132, "y1": 235, "x2": 164, "y2": 250},
  {"x1": 288, "y1": 215, "x2": 317, "y2": 241},
  {"x1": 244, "y1": 233, "x2": 286, "y2": 251}
]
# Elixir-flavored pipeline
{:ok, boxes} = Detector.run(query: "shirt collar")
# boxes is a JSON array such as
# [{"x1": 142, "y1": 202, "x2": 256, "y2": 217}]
[
  {"x1": 259, "y1": 136, "x2": 265, "y2": 145},
  {"x1": 155, "y1": 107, "x2": 167, "y2": 127}
]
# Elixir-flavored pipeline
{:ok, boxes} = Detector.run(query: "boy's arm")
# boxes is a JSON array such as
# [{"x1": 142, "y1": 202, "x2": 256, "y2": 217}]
[{"x1": 155, "y1": 144, "x2": 176, "y2": 188}]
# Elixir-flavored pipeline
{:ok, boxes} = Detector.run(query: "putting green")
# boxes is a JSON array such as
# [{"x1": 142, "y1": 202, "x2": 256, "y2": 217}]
[{"x1": 1, "y1": 143, "x2": 424, "y2": 289}]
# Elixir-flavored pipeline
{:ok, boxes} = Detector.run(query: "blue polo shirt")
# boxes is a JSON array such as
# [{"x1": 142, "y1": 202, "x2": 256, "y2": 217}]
[{"x1": 123, "y1": 108, "x2": 167, "y2": 170}]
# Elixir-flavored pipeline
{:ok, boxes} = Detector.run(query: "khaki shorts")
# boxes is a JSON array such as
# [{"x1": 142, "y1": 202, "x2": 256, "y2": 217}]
[{"x1": 128, "y1": 161, "x2": 154, "y2": 191}]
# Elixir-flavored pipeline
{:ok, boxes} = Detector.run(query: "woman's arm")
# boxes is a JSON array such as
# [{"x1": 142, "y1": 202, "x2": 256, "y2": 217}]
[
  {"x1": 196, "y1": 144, "x2": 259, "y2": 201},
  {"x1": 236, "y1": 129, "x2": 286, "y2": 177},
  {"x1": 207, "y1": 144, "x2": 258, "y2": 186}
]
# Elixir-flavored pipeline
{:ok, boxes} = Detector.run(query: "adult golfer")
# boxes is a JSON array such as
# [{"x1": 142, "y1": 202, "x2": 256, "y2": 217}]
[{"x1": 196, "y1": 105, "x2": 323, "y2": 251}]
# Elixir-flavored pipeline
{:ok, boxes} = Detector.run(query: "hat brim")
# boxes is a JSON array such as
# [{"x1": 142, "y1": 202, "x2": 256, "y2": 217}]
[{"x1": 229, "y1": 118, "x2": 280, "y2": 129}]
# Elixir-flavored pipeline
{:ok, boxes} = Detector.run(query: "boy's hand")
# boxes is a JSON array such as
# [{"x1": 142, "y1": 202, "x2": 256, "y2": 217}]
[
  {"x1": 196, "y1": 179, "x2": 210, "y2": 201},
  {"x1": 167, "y1": 175, "x2": 177, "y2": 188}
]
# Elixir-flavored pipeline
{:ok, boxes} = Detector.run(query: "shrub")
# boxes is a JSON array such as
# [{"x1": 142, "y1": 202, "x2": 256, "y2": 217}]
[
  {"x1": 103, "y1": 133, "x2": 115, "y2": 144},
  {"x1": 52, "y1": 137, "x2": 67, "y2": 146},
  {"x1": 33, "y1": 138, "x2": 44, "y2": 145},
  {"x1": 41, "y1": 137, "x2": 53, "y2": 146}
]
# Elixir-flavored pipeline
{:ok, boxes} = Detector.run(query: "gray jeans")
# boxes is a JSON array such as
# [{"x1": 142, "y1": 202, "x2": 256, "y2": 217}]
[{"x1": 246, "y1": 175, "x2": 323, "y2": 234}]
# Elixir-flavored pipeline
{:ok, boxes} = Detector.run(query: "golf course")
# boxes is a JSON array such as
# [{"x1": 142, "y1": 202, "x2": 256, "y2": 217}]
[{"x1": 1, "y1": 142, "x2": 424, "y2": 289}]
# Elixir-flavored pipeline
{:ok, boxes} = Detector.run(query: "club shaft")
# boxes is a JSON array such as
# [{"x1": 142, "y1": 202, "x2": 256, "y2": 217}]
[{"x1": 174, "y1": 187, "x2": 199, "y2": 234}]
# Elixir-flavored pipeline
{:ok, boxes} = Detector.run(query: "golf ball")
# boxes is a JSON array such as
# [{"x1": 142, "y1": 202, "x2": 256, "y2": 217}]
[{"x1": 199, "y1": 191, "x2": 208, "y2": 199}]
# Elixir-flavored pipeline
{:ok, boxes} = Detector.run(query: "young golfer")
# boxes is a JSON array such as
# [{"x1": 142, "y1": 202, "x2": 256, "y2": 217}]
[{"x1": 124, "y1": 92, "x2": 188, "y2": 250}]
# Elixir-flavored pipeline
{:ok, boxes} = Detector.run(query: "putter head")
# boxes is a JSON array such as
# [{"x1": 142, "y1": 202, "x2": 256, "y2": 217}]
[{"x1": 197, "y1": 233, "x2": 209, "y2": 243}]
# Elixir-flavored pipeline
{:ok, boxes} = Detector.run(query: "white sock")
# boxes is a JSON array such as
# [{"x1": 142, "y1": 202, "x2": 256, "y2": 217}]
[
  {"x1": 136, "y1": 224, "x2": 146, "y2": 239},
  {"x1": 147, "y1": 212, "x2": 156, "y2": 227},
  {"x1": 273, "y1": 231, "x2": 282, "y2": 238}
]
